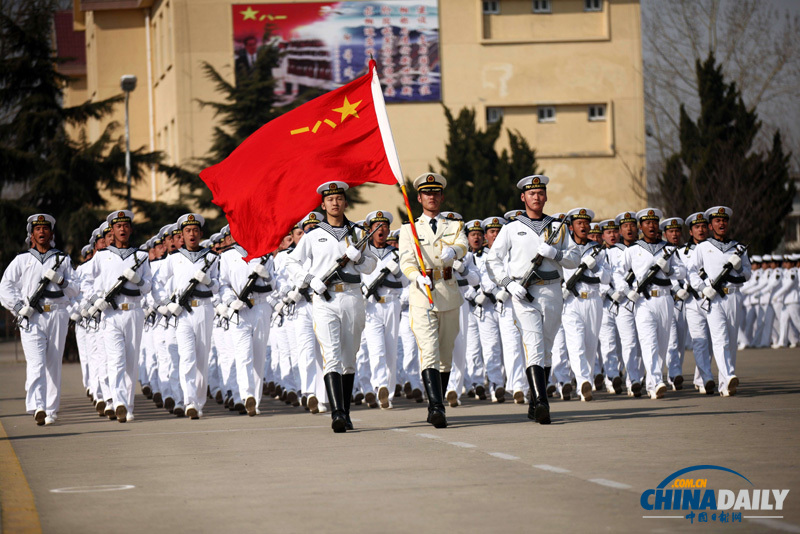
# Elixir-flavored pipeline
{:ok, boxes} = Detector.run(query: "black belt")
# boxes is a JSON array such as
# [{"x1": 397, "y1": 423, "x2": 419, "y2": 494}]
[
  {"x1": 579, "y1": 274, "x2": 600, "y2": 285},
  {"x1": 457, "y1": 279, "x2": 469, "y2": 287},
  {"x1": 330, "y1": 270, "x2": 360, "y2": 284},
  {"x1": 650, "y1": 278, "x2": 671, "y2": 287},
  {"x1": 191, "y1": 289, "x2": 213, "y2": 299},
  {"x1": 381, "y1": 280, "x2": 403, "y2": 289},
  {"x1": 252, "y1": 284, "x2": 273, "y2": 293},
  {"x1": 42, "y1": 290, "x2": 64, "y2": 298},
  {"x1": 119, "y1": 287, "x2": 141, "y2": 296},
  {"x1": 532, "y1": 269, "x2": 560, "y2": 281}
]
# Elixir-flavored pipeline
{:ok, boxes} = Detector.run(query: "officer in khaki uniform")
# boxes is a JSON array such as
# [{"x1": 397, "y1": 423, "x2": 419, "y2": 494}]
[{"x1": 399, "y1": 173, "x2": 468, "y2": 429}]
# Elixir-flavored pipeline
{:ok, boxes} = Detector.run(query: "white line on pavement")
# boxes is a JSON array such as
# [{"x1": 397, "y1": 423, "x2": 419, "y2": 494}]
[
  {"x1": 417, "y1": 433, "x2": 440, "y2": 439},
  {"x1": 488, "y1": 452, "x2": 520, "y2": 461},
  {"x1": 588, "y1": 478, "x2": 632, "y2": 490},
  {"x1": 448, "y1": 442, "x2": 476, "y2": 448},
  {"x1": 51, "y1": 485, "x2": 134, "y2": 494},
  {"x1": 533, "y1": 464, "x2": 571, "y2": 474},
  {"x1": 747, "y1": 519, "x2": 800, "y2": 533},
  {"x1": 390, "y1": 428, "x2": 408, "y2": 432}
]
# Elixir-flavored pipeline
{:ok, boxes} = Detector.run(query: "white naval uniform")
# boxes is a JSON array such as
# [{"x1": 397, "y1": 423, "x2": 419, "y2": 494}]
[
  {"x1": 561, "y1": 241, "x2": 611, "y2": 399},
  {"x1": 397, "y1": 286, "x2": 422, "y2": 392},
  {"x1": 72, "y1": 263, "x2": 92, "y2": 396},
  {"x1": 151, "y1": 255, "x2": 182, "y2": 407},
  {"x1": 608, "y1": 243, "x2": 646, "y2": 392},
  {"x1": 486, "y1": 215, "x2": 580, "y2": 368},
  {"x1": 689, "y1": 238, "x2": 751, "y2": 394},
  {"x1": 678, "y1": 243, "x2": 714, "y2": 390},
  {"x1": 0, "y1": 249, "x2": 78, "y2": 416},
  {"x1": 85, "y1": 246, "x2": 153, "y2": 416},
  {"x1": 473, "y1": 247, "x2": 504, "y2": 391},
  {"x1": 273, "y1": 248, "x2": 300, "y2": 396},
  {"x1": 219, "y1": 245, "x2": 276, "y2": 408},
  {"x1": 361, "y1": 244, "x2": 405, "y2": 401},
  {"x1": 447, "y1": 251, "x2": 483, "y2": 400},
  {"x1": 153, "y1": 247, "x2": 219, "y2": 413},
  {"x1": 776, "y1": 267, "x2": 800, "y2": 347},
  {"x1": 616, "y1": 240, "x2": 686, "y2": 395},
  {"x1": 286, "y1": 221, "x2": 376, "y2": 375},
  {"x1": 597, "y1": 266, "x2": 623, "y2": 391}
]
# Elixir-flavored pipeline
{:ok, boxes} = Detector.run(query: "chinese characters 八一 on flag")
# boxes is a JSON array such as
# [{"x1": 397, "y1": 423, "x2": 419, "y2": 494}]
[{"x1": 200, "y1": 59, "x2": 403, "y2": 260}]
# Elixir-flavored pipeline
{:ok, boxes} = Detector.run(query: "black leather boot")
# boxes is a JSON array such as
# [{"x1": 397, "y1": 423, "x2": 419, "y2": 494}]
[
  {"x1": 342, "y1": 373, "x2": 355, "y2": 430},
  {"x1": 532, "y1": 365, "x2": 551, "y2": 425},
  {"x1": 440, "y1": 371, "x2": 450, "y2": 392},
  {"x1": 324, "y1": 373, "x2": 347, "y2": 433},
  {"x1": 525, "y1": 366, "x2": 537, "y2": 421},
  {"x1": 422, "y1": 368, "x2": 447, "y2": 428}
]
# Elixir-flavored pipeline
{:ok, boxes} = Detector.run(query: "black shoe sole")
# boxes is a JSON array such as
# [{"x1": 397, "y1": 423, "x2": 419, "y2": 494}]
[
  {"x1": 331, "y1": 416, "x2": 347, "y2": 433},
  {"x1": 245, "y1": 397, "x2": 256, "y2": 416},
  {"x1": 534, "y1": 404, "x2": 551, "y2": 425},
  {"x1": 429, "y1": 411, "x2": 447, "y2": 428},
  {"x1": 164, "y1": 398, "x2": 176, "y2": 413},
  {"x1": 153, "y1": 392, "x2": 163, "y2": 408}
]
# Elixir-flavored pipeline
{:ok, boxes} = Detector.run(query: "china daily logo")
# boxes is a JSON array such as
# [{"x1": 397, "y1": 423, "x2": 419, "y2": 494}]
[{"x1": 641, "y1": 465, "x2": 790, "y2": 524}]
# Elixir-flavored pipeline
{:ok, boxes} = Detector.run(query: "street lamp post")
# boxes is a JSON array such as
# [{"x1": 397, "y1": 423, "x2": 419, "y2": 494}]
[{"x1": 120, "y1": 75, "x2": 137, "y2": 211}]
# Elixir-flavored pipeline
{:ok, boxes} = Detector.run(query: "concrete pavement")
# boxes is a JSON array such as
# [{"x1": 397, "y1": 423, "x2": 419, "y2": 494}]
[{"x1": 1, "y1": 342, "x2": 799, "y2": 533}]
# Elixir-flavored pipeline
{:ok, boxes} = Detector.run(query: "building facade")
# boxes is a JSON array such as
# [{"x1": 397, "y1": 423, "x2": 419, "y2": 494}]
[{"x1": 60, "y1": 0, "x2": 645, "y2": 222}]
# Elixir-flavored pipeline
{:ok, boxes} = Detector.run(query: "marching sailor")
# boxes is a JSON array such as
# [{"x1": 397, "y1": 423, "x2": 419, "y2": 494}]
[{"x1": 661, "y1": 216, "x2": 688, "y2": 390}]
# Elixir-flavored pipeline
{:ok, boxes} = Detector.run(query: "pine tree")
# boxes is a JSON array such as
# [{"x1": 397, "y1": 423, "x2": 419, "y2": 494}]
[{"x1": 657, "y1": 52, "x2": 794, "y2": 253}]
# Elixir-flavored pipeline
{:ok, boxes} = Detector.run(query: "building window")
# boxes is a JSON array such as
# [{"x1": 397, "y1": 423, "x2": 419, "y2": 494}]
[
  {"x1": 584, "y1": 0, "x2": 602, "y2": 11},
  {"x1": 483, "y1": 1, "x2": 500, "y2": 14},
  {"x1": 532, "y1": 0, "x2": 551, "y2": 13},
  {"x1": 588, "y1": 104, "x2": 606, "y2": 121},
  {"x1": 486, "y1": 107, "x2": 504, "y2": 124},
  {"x1": 538, "y1": 106, "x2": 555, "y2": 123}
]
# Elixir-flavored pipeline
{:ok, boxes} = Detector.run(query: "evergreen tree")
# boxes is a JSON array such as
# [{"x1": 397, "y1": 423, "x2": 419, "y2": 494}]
[{"x1": 657, "y1": 52, "x2": 794, "y2": 253}]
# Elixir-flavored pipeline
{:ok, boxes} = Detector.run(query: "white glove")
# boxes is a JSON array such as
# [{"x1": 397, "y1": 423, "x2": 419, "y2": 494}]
[
  {"x1": 416, "y1": 274, "x2": 432, "y2": 291},
  {"x1": 728, "y1": 254, "x2": 742, "y2": 270},
  {"x1": 464, "y1": 287, "x2": 477, "y2": 301},
  {"x1": 96, "y1": 299, "x2": 109, "y2": 312},
  {"x1": 157, "y1": 305, "x2": 169, "y2": 316},
  {"x1": 214, "y1": 303, "x2": 227, "y2": 316},
  {"x1": 193, "y1": 269, "x2": 211, "y2": 286},
  {"x1": 702, "y1": 286, "x2": 718, "y2": 301},
  {"x1": 581, "y1": 255, "x2": 597, "y2": 270},
  {"x1": 44, "y1": 268, "x2": 64, "y2": 285},
  {"x1": 287, "y1": 289, "x2": 302, "y2": 304},
  {"x1": 167, "y1": 301, "x2": 184, "y2": 316},
  {"x1": 252, "y1": 263, "x2": 270, "y2": 279},
  {"x1": 655, "y1": 257, "x2": 669, "y2": 274},
  {"x1": 123, "y1": 268, "x2": 141, "y2": 285},
  {"x1": 537, "y1": 242, "x2": 557, "y2": 260},
  {"x1": 385, "y1": 259, "x2": 401, "y2": 276},
  {"x1": 70, "y1": 312, "x2": 80, "y2": 322},
  {"x1": 309, "y1": 277, "x2": 328, "y2": 295},
  {"x1": 18, "y1": 305, "x2": 34, "y2": 318},
  {"x1": 626, "y1": 290, "x2": 641, "y2": 304},
  {"x1": 452, "y1": 259, "x2": 465, "y2": 274},
  {"x1": 345, "y1": 245, "x2": 361, "y2": 262},
  {"x1": 466, "y1": 270, "x2": 480, "y2": 287},
  {"x1": 474, "y1": 292, "x2": 487, "y2": 306},
  {"x1": 562, "y1": 287, "x2": 571, "y2": 300},
  {"x1": 80, "y1": 307, "x2": 90, "y2": 318},
  {"x1": 273, "y1": 301, "x2": 285, "y2": 315},
  {"x1": 229, "y1": 299, "x2": 245, "y2": 311},
  {"x1": 675, "y1": 288, "x2": 689, "y2": 301},
  {"x1": 440, "y1": 246, "x2": 456, "y2": 262},
  {"x1": 610, "y1": 291, "x2": 623, "y2": 303},
  {"x1": 507, "y1": 281, "x2": 528, "y2": 300},
  {"x1": 496, "y1": 289, "x2": 510, "y2": 303}
]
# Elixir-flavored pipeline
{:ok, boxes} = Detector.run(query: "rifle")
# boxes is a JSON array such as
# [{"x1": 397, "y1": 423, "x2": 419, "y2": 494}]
[
  {"x1": 176, "y1": 252, "x2": 219, "y2": 313},
  {"x1": 362, "y1": 266, "x2": 392, "y2": 301},
  {"x1": 624, "y1": 245, "x2": 678, "y2": 311},
  {"x1": 518, "y1": 218, "x2": 566, "y2": 302},
  {"x1": 237, "y1": 255, "x2": 271, "y2": 309},
  {"x1": 565, "y1": 244, "x2": 603, "y2": 297},
  {"x1": 700, "y1": 244, "x2": 748, "y2": 312},
  {"x1": 16, "y1": 253, "x2": 67, "y2": 329},
  {"x1": 103, "y1": 251, "x2": 147, "y2": 311},
  {"x1": 316, "y1": 226, "x2": 379, "y2": 301}
]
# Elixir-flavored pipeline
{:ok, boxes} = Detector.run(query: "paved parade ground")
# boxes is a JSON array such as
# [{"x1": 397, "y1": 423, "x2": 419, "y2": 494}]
[{"x1": 1, "y1": 342, "x2": 798, "y2": 534}]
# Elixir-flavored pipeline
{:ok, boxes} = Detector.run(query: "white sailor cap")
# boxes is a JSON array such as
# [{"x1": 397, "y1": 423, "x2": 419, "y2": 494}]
[
  {"x1": 599, "y1": 219, "x2": 617, "y2": 231},
  {"x1": 99, "y1": 221, "x2": 111, "y2": 235},
  {"x1": 659, "y1": 217, "x2": 684, "y2": 231},
  {"x1": 751, "y1": 255, "x2": 762, "y2": 263},
  {"x1": 387, "y1": 229, "x2": 400, "y2": 242},
  {"x1": 366, "y1": 210, "x2": 393, "y2": 226},
  {"x1": 413, "y1": 173, "x2": 446, "y2": 192},
  {"x1": 169, "y1": 223, "x2": 181, "y2": 236},
  {"x1": 107, "y1": 210, "x2": 133, "y2": 226},
  {"x1": 28, "y1": 213, "x2": 55, "y2": 230},
  {"x1": 567, "y1": 207, "x2": 594, "y2": 222},
  {"x1": 440, "y1": 211, "x2": 462, "y2": 221},
  {"x1": 589, "y1": 222, "x2": 602, "y2": 234},
  {"x1": 504, "y1": 209, "x2": 525, "y2": 221},
  {"x1": 636, "y1": 208, "x2": 662, "y2": 222},
  {"x1": 178, "y1": 213, "x2": 204, "y2": 228},
  {"x1": 139, "y1": 243, "x2": 149, "y2": 251},
  {"x1": 790, "y1": 254, "x2": 800, "y2": 262},
  {"x1": 516, "y1": 174, "x2": 549, "y2": 191},
  {"x1": 155, "y1": 224, "x2": 170, "y2": 240},
  {"x1": 81, "y1": 244, "x2": 92, "y2": 257},
  {"x1": 220, "y1": 224, "x2": 231, "y2": 237},
  {"x1": 465, "y1": 219, "x2": 483, "y2": 233},
  {"x1": 705, "y1": 206, "x2": 732, "y2": 221},
  {"x1": 552, "y1": 213, "x2": 567, "y2": 222},
  {"x1": 317, "y1": 181, "x2": 349, "y2": 197},
  {"x1": 615, "y1": 211, "x2": 637, "y2": 226},
  {"x1": 355, "y1": 220, "x2": 365, "y2": 228},
  {"x1": 685, "y1": 212, "x2": 708, "y2": 227},
  {"x1": 773, "y1": 254, "x2": 785, "y2": 262},
  {"x1": 762, "y1": 254, "x2": 773, "y2": 262},
  {"x1": 210, "y1": 232, "x2": 223, "y2": 244},
  {"x1": 199, "y1": 239, "x2": 212, "y2": 248},
  {"x1": 302, "y1": 211, "x2": 324, "y2": 227},
  {"x1": 482, "y1": 217, "x2": 506, "y2": 231}
]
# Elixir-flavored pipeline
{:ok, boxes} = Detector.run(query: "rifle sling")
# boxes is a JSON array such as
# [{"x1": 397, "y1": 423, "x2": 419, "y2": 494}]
[
  {"x1": 330, "y1": 270, "x2": 360, "y2": 284},
  {"x1": 381, "y1": 280, "x2": 403, "y2": 289},
  {"x1": 119, "y1": 287, "x2": 141, "y2": 297},
  {"x1": 42, "y1": 289, "x2": 65, "y2": 298},
  {"x1": 190, "y1": 289, "x2": 213, "y2": 299},
  {"x1": 251, "y1": 284, "x2": 273, "y2": 293}
]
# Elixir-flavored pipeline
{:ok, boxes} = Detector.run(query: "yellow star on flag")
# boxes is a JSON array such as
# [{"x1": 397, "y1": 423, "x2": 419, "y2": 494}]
[
  {"x1": 332, "y1": 96, "x2": 362, "y2": 123},
  {"x1": 241, "y1": 6, "x2": 258, "y2": 20}
]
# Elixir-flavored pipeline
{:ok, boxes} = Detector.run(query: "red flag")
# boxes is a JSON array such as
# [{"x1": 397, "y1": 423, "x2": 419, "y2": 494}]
[{"x1": 200, "y1": 60, "x2": 401, "y2": 260}]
